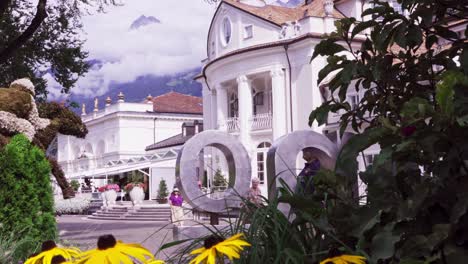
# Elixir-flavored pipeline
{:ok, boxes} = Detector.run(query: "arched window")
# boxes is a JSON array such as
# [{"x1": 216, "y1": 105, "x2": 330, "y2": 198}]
[
  {"x1": 221, "y1": 17, "x2": 232, "y2": 46},
  {"x1": 256, "y1": 142, "x2": 271, "y2": 183}
]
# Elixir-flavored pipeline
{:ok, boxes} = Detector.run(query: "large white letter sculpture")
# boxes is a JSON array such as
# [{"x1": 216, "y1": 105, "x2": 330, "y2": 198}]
[
  {"x1": 266, "y1": 130, "x2": 339, "y2": 214},
  {"x1": 176, "y1": 130, "x2": 339, "y2": 216},
  {"x1": 175, "y1": 130, "x2": 251, "y2": 213}
]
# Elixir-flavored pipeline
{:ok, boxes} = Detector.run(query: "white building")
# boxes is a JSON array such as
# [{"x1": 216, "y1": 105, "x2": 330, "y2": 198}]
[
  {"x1": 195, "y1": 0, "x2": 390, "y2": 196},
  {"x1": 57, "y1": 92, "x2": 203, "y2": 199}
]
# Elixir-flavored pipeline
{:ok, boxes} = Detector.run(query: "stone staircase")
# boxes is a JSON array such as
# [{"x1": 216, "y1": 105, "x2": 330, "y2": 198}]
[{"x1": 88, "y1": 202, "x2": 171, "y2": 222}]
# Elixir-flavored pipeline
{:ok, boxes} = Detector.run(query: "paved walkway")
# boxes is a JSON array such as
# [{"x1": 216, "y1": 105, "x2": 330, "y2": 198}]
[{"x1": 57, "y1": 215, "x2": 176, "y2": 260}]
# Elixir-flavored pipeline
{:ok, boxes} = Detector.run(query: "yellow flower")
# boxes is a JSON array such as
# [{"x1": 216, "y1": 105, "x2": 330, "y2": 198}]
[
  {"x1": 75, "y1": 234, "x2": 154, "y2": 264},
  {"x1": 319, "y1": 254, "x2": 366, "y2": 264},
  {"x1": 189, "y1": 233, "x2": 251, "y2": 264},
  {"x1": 145, "y1": 259, "x2": 165, "y2": 264},
  {"x1": 24, "y1": 240, "x2": 81, "y2": 264}
]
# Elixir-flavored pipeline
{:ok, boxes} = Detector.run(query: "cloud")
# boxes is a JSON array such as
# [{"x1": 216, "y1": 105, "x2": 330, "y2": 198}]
[{"x1": 47, "y1": 0, "x2": 216, "y2": 99}]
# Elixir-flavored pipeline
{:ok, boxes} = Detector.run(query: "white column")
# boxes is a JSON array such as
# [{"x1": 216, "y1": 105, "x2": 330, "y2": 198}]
[
  {"x1": 202, "y1": 83, "x2": 212, "y2": 129},
  {"x1": 237, "y1": 75, "x2": 253, "y2": 145},
  {"x1": 271, "y1": 68, "x2": 288, "y2": 139},
  {"x1": 210, "y1": 90, "x2": 218, "y2": 129},
  {"x1": 216, "y1": 85, "x2": 228, "y2": 131}
]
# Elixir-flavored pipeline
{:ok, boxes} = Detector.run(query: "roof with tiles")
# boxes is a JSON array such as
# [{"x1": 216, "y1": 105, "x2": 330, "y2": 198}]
[
  {"x1": 222, "y1": 0, "x2": 344, "y2": 26},
  {"x1": 152, "y1": 91, "x2": 203, "y2": 114}
]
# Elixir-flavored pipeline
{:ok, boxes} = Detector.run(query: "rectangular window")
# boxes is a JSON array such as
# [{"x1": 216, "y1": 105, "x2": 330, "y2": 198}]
[
  {"x1": 243, "y1": 25, "x2": 253, "y2": 39},
  {"x1": 257, "y1": 152, "x2": 265, "y2": 183},
  {"x1": 365, "y1": 154, "x2": 376, "y2": 166}
]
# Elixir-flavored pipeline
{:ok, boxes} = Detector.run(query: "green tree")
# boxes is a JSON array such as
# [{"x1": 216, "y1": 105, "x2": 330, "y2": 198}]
[
  {"x1": 0, "y1": 0, "x2": 119, "y2": 100},
  {"x1": 157, "y1": 179, "x2": 169, "y2": 199},
  {"x1": 305, "y1": 0, "x2": 468, "y2": 263},
  {"x1": 0, "y1": 135, "x2": 56, "y2": 249},
  {"x1": 212, "y1": 168, "x2": 227, "y2": 187}
]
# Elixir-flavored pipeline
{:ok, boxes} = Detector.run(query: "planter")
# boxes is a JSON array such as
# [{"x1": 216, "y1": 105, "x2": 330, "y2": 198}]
[
  {"x1": 156, "y1": 198, "x2": 168, "y2": 204},
  {"x1": 100, "y1": 192, "x2": 107, "y2": 204},
  {"x1": 104, "y1": 190, "x2": 117, "y2": 206},
  {"x1": 129, "y1": 186, "x2": 145, "y2": 206}
]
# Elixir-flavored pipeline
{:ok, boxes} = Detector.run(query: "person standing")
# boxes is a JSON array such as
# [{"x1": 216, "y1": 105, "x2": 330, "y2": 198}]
[
  {"x1": 169, "y1": 188, "x2": 184, "y2": 226},
  {"x1": 296, "y1": 147, "x2": 321, "y2": 195},
  {"x1": 246, "y1": 177, "x2": 262, "y2": 206}
]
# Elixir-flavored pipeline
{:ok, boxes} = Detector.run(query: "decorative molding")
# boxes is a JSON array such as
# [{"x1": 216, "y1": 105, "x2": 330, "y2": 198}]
[
  {"x1": 236, "y1": 75, "x2": 249, "y2": 84},
  {"x1": 270, "y1": 68, "x2": 284, "y2": 78}
]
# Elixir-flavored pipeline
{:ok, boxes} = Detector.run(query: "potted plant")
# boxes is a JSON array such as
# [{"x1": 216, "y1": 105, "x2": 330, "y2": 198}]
[
  {"x1": 124, "y1": 182, "x2": 145, "y2": 206},
  {"x1": 156, "y1": 179, "x2": 169, "y2": 204},
  {"x1": 99, "y1": 184, "x2": 120, "y2": 206}
]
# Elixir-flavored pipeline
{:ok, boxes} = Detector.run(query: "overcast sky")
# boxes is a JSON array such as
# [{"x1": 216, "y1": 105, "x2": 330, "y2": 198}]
[
  {"x1": 46, "y1": 0, "x2": 217, "y2": 99},
  {"x1": 46, "y1": 0, "x2": 285, "y2": 99}
]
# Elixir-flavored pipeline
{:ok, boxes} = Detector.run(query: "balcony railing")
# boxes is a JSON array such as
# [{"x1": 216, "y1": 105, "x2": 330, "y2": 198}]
[
  {"x1": 225, "y1": 117, "x2": 240, "y2": 132},
  {"x1": 250, "y1": 113, "x2": 272, "y2": 131}
]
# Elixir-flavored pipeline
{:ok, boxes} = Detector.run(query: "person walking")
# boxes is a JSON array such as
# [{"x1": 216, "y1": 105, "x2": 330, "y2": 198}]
[{"x1": 169, "y1": 188, "x2": 184, "y2": 226}]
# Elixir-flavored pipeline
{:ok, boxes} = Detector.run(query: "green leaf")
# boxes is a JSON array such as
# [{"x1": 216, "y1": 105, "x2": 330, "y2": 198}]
[
  {"x1": 406, "y1": 25, "x2": 423, "y2": 48},
  {"x1": 456, "y1": 115, "x2": 468, "y2": 126},
  {"x1": 335, "y1": 127, "x2": 390, "y2": 182},
  {"x1": 159, "y1": 238, "x2": 194, "y2": 250},
  {"x1": 400, "y1": 97, "x2": 432, "y2": 122},
  {"x1": 436, "y1": 72, "x2": 458, "y2": 117},
  {"x1": 370, "y1": 228, "x2": 400, "y2": 261},
  {"x1": 309, "y1": 104, "x2": 331, "y2": 126},
  {"x1": 434, "y1": 25, "x2": 459, "y2": 40},
  {"x1": 351, "y1": 20, "x2": 378, "y2": 39},
  {"x1": 311, "y1": 39, "x2": 346, "y2": 61}
]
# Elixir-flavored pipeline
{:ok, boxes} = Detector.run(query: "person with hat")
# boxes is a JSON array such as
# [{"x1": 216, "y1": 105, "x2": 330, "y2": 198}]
[{"x1": 169, "y1": 188, "x2": 184, "y2": 226}]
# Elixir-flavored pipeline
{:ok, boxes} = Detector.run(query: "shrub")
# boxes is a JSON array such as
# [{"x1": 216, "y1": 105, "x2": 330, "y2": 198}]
[
  {"x1": 157, "y1": 179, "x2": 169, "y2": 199},
  {"x1": 70, "y1": 179, "x2": 80, "y2": 191},
  {"x1": 54, "y1": 197, "x2": 91, "y2": 215},
  {"x1": 0, "y1": 134, "x2": 56, "y2": 248}
]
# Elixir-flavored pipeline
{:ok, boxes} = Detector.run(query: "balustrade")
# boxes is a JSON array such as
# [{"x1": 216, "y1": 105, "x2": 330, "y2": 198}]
[{"x1": 250, "y1": 113, "x2": 272, "y2": 131}]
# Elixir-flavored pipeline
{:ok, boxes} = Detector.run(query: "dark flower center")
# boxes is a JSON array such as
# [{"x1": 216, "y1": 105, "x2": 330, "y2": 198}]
[
  {"x1": 41, "y1": 240, "x2": 57, "y2": 252},
  {"x1": 51, "y1": 255, "x2": 66, "y2": 264},
  {"x1": 203, "y1": 235, "x2": 224, "y2": 249},
  {"x1": 97, "y1": 234, "x2": 117, "y2": 250}
]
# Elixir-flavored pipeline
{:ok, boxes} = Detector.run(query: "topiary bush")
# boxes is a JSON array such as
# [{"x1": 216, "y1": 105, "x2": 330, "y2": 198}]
[{"x1": 0, "y1": 134, "x2": 56, "y2": 245}]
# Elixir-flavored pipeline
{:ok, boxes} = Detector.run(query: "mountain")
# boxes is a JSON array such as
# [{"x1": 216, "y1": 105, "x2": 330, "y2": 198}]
[
  {"x1": 130, "y1": 15, "x2": 161, "y2": 30},
  {"x1": 69, "y1": 68, "x2": 202, "y2": 114}
]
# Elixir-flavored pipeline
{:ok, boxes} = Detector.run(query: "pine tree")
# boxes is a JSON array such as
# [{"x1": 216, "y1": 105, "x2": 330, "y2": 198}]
[
  {"x1": 213, "y1": 168, "x2": 227, "y2": 187},
  {"x1": 157, "y1": 179, "x2": 169, "y2": 199}
]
